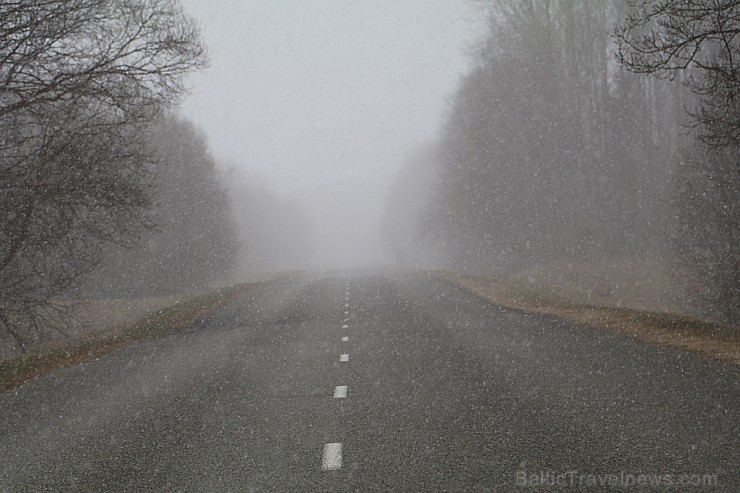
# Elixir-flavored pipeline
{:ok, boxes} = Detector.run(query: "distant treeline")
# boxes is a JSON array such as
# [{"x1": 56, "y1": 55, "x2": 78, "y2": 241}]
[
  {"x1": 384, "y1": 0, "x2": 738, "y2": 325},
  {"x1": 80, "y1": 113, "x2": 313, "y2": 297},
  {"x1": 78, "y1": 115, "x2": 239, "y2": 297}
]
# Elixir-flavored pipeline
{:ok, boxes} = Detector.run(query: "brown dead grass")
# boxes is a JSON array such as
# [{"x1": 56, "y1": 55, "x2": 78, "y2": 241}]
[
  {"x1": 0, "y1": 282, "x2": 267, "y2": 393},
  {"x1": 438, "y1": 271, "x2": 739, "y2": 365}
]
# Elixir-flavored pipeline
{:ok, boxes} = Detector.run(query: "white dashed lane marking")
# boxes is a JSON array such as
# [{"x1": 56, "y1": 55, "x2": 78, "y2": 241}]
[
  {"x1": 322, "y1": 443, "x2": 342, "y2": 470},
  {"x1": 322, "y1": 288, "x2": 351, "y2": 473}
]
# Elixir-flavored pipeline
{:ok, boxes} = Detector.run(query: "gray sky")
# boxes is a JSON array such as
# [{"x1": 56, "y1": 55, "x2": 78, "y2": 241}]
[{"x1": 179, "y1": 0, "x2": 485, "y2": 268}]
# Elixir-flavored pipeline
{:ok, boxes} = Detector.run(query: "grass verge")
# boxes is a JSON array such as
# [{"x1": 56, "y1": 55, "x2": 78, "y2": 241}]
[
  {"x1": 0, "y1": 282, "x2": 266, "y2": 393},
  {"x1": 436, "y1": 272, "x2": 739, "y2": 365}
]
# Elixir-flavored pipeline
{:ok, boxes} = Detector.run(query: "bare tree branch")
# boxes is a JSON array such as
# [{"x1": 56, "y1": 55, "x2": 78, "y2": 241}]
[{"x1": 615, "y1": 0, "x2": 740, "y2": 148}]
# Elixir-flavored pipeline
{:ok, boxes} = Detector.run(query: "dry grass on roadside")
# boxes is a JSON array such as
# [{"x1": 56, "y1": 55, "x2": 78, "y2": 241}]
[
  {"x1": 0, "y1": 282, "x2": 265, "y2": 392},
  {"x1": 438, "y1": 272, "x2": 739, "y2": 365}
]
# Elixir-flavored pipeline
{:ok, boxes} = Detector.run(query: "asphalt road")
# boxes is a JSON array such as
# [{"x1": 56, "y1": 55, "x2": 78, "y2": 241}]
[{"x1": 0, "y1": 274, "x2": 737, "y2": 492}]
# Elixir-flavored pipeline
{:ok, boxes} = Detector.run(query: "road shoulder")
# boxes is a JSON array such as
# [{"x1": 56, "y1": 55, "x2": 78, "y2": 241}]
[
  {"x1": 435, "y1": 271, "x2": 739, "y2": 365},
  {"x1": 0, "y1": 280, "x2": 273, "y2": 393}
]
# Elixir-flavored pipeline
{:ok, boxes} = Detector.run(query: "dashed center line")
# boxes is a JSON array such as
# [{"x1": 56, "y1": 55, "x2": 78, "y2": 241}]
[
  {"x1": 321, "y1": 289, "x2": 353, "y2": 473},
  {"x1": 322, "y1": 443, "x2": 342, "y2": 470}
]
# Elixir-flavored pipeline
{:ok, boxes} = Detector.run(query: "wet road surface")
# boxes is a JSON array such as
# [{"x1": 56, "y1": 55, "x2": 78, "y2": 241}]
[{"x1": 1, "y1": 274, "x2": 737, "y2": 491}]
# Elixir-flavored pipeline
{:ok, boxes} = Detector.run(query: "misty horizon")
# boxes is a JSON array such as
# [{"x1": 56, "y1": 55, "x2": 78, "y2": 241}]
[{"x1": 179, "y1": 0, "x2": 486, "y2": 270}]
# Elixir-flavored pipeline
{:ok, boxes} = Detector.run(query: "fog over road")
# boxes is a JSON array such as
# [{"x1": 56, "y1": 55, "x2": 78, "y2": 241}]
[{"x1": 1, "y1": 275, "x2": 737, "y2": 491}]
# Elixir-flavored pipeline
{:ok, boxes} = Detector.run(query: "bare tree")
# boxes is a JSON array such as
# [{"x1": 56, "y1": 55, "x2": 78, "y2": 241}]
[
  {"x1": 615, "y1": 0, "x2": 740, "y2": 148},
  {"x1": 0, "y1": 0, "x2": 207, "y2": 350}
]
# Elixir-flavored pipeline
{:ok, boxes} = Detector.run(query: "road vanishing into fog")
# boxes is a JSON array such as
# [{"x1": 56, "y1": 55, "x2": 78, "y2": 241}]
[{"x1": 0, "y1": 274, "x2": 737, "y2": 492}]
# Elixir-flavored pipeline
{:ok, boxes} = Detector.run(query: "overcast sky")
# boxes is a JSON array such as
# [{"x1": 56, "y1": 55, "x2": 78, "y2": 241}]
[{"x1": 179, "y1": 0, "x2": 485, "y2": 268}]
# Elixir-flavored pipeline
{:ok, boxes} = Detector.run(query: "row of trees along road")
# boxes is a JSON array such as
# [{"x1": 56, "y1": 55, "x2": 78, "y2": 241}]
[
  {"x1": 387, "y1": 0, "x2": 737, "y2": 325},
  {"x1": 617, "y1": 0, "x2": 739, "y2": 325},
  {"x1": 0, "y1": 0, "x2": 234, "y2": 350},
  {"x1": 79, "y1": 115, "x2": 239, "y2": 297}
]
